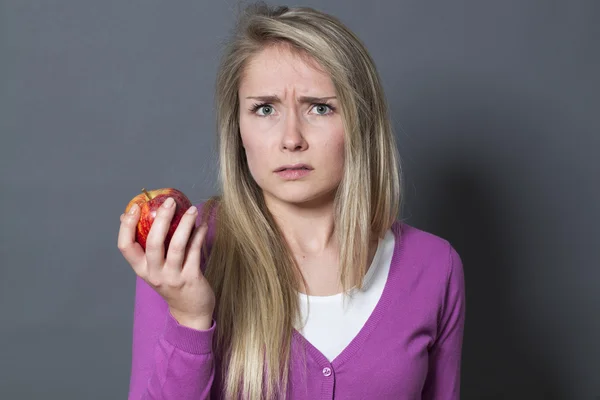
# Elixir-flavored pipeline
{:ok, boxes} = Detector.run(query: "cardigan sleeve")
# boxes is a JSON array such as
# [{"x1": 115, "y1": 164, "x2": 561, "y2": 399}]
[
  {"x1": 127, "y1": 276, "x2": 216, "y2": 400},
  {"x1": 127, "y1": 202, "x2": 218, "y2": 399},
  {"x1": 422, "y1": 244, "x2": 466, "y2": 400}
]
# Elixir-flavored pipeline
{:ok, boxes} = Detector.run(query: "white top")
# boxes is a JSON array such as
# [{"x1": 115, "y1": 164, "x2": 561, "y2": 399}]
[{"x1": 295, "y1": 229, "x2": 396, "y2": 361}]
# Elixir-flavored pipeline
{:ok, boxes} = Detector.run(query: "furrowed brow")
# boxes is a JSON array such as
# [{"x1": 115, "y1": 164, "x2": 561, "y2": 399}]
[
  {"x1": 245, "y1": 95, "x2": 281, "y2": 103},
  {"x1": 244, "y1": 95, "x2": 336, "y2": 103},
  {"x1": 298, "y1": 96, "x2": 336, "y2": 104}
]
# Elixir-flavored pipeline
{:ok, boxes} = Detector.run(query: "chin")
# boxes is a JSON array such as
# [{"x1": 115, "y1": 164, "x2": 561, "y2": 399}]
[{"x1": 264, "y1": 187, "x2": 337, "y2": 207}]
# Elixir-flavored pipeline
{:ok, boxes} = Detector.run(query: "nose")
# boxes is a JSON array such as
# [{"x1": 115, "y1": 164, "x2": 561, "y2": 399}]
[{"x1": 281, "y1": 111, "x2": 308, "y2": 152}]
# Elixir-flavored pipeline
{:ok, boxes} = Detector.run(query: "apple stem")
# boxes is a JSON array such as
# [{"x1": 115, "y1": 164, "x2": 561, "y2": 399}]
[{"x1": 142, "y1": 188, "x2": 152, "y2": 200}]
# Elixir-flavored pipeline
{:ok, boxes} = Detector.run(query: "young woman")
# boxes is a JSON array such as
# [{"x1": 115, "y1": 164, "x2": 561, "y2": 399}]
[{"x1": 119, "y1": 3, "x2": 465, "y2": 399}]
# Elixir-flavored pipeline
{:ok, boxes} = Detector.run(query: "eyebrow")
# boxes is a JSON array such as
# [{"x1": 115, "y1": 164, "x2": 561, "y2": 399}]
[{"x1": 245, "y1": 95, "x2": 337, "y2": 104}]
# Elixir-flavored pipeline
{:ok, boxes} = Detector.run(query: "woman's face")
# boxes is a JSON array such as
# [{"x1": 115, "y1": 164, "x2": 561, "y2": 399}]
[{"x1": 238, "y1": 45, "x2": 345, "y2": 208}]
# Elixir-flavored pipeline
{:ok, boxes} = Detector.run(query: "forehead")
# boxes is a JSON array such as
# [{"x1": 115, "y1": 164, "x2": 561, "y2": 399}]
[{"x1": 239, "y1": 44, "x2": 335, "y2": 94}]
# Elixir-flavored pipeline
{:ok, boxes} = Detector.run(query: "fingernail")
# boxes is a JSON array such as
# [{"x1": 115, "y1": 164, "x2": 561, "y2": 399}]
[
  {"x1": 128, "y1": 204, "x2": 138, "y2": 215},
  {"x1": 162, "y1": 197, "x2": 174, "y2": 208},
  {"x1": 186, "y1": 205, "x2": 197, "y2": 214}
]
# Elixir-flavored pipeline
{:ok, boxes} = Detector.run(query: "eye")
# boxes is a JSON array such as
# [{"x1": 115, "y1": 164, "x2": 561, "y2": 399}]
[
  {"x1": 257, "y1": 105, "x2": 274, "y2": 116},
  {"x1": 310, "y1": 103, "x2": 335, "y2": 115},
  {"x1": 249, "y1": 103, "x2": 275, "y2": 116}
]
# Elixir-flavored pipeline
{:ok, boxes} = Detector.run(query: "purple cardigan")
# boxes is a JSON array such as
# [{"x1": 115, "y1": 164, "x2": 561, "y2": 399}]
[{"x1": 128, "y1": 205, "x2": 466, "y2": 399}]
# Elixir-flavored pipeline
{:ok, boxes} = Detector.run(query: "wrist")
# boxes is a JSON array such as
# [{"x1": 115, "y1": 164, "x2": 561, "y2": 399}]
[{"x1": 170, "y1": 309, "x2": 214, "y2": 330}]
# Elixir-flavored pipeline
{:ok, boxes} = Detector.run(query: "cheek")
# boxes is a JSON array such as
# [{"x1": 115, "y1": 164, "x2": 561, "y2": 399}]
[
  {"x1": 328, "y1": 127, "x2": 346, "y2": 171},
  {"x1": 239, "y1": 118, "x2": 255, "y2": 157},
  {"x1": 239, "y1": 124, "x2": 268, "y2": 180}
]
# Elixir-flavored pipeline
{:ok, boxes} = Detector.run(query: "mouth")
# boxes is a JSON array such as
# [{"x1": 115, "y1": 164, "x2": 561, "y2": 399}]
[{"x1": 274, "y1": 164, "x2": 314, "y2": 172}]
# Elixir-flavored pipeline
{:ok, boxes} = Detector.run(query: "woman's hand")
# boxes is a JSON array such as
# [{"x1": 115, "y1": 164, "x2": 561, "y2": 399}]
[{"x1": 118, "y1": 198, "x2": 215, "y2": 330}]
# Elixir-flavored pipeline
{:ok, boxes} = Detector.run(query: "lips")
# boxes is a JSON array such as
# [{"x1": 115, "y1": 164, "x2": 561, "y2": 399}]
[{"x1": 274, "y1": 163, "x2": 313, "y2": 172}]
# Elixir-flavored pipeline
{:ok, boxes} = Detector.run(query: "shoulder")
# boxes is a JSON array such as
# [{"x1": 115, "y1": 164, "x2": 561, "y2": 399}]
[
  {"x1": 391, "y1": 220, "x2": 458, "y2": 256},
  {"x1": 387, "y1": 221, "x2": 465, "y2": 331},
  {"x1": 390, "y1": 220, "x2": 464, "y2": 285}
]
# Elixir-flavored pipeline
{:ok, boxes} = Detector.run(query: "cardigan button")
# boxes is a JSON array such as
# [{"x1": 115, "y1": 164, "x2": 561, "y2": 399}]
[{"x1": 322, "y1": 367, "x2": 332, "y2": 377}]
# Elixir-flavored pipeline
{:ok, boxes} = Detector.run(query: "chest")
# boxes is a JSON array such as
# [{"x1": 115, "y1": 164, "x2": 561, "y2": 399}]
[
  {"x1": 295, "y1": 251, "x2": 342, "y2": 296},
  {"x1": 294, "y1": 240, "x2": 379, "y2": 296}
]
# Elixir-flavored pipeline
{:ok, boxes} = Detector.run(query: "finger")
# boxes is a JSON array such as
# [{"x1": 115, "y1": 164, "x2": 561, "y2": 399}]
[
  {"x1": 164, "y1": 205, "x2": 199, "y2": 269},
  {"x1": 117, "y1": 205, "x2": 146, "y2": 272},
  {"x1": 182, "y1": 222, "x2": 209, "y2": 277},
  {"x1": 145, "y1": 197, "x2": 176, "y2": 266}
]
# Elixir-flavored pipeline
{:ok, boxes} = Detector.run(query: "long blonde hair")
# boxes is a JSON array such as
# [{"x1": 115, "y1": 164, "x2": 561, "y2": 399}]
[{"x1": 199, "y1": 3, "x2": 402, "y2": 398}]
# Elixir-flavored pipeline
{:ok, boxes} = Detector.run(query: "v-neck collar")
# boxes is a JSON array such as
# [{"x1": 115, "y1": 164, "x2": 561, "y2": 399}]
[{"x1": 291, "y1": 221, "x2": 405, "y2": 368}]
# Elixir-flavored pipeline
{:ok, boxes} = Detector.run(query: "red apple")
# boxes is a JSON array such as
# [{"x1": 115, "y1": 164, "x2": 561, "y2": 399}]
[{"x1": 124, "y1": 188, "x2": 193, "y2": 252}]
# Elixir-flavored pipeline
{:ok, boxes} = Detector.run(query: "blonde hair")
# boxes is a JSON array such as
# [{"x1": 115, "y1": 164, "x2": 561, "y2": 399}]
[{"x1": 199, "y1": 3, "x2": 402, "y2": 398}]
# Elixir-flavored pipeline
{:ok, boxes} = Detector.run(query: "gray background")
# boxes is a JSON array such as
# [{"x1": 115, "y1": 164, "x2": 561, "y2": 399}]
[{"x1": 1, "y1": 0, "x2": 598, "y2": 399}]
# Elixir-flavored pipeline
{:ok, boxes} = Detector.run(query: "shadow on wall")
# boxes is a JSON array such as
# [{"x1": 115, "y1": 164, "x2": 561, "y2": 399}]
[
  {"x1": 392, "y1": 72, "x2": 571, "y2": 399},
  {"x1": 426, "y1": 164, "x2": 565, "y2": 400}
]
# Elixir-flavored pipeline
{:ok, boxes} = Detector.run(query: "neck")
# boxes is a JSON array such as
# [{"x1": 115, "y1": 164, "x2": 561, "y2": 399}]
[{"x1": 265, "y1": 196, "x2": 337, "y2": 255}]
